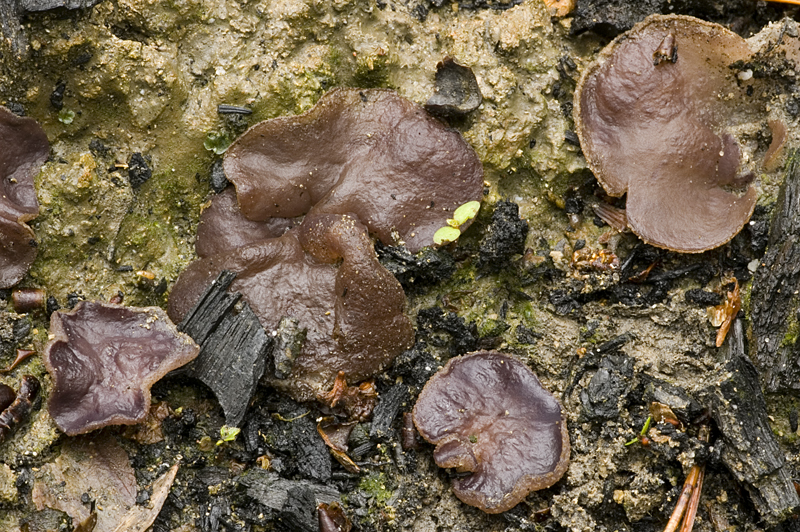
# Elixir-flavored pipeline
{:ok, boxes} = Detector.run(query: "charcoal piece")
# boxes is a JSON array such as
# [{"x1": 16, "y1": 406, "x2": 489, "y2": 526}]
[
  {"x1": 516, "y1": 324, "x2": 541, "y2": 345},
  {"x1": 390, "y1": 343, "x2": 438, "y2": 387},
  {"x1": 752, "y1": 153, "x2": 800, "y2": 393},
  {"x1": 50, "y1": 81, "x2": 66, "y2": 111},
  {"x1": 179, "y1": 270, "x2": 239, "y2": 342},
  {"x1": 424, "y1": 57, "x2": 482, "y2": 118},
  {"x1": 262, "y1": 406, "x2": 332, "y2": 482},
  {"x1": 276, "y1": 486, "x2": 318, "y2": 532},
  {"x1": 571, "y1": 0, "x2": 664, "y2": 37},
  {"x1": 478, "y1": 201, "x2": 528, "y2": 271},
  {"x1": 189, "y1": 304, "x2": 271, "y2": 426},
  {"x1": 684, "y1": 289, "x2": 722, "y2": 307},
  {"x1": 701, "y1": 320, "x2": 800, "y2": 524},
  {"x1": 579, "y1": 354, "x2": 633, "y2": 421},
  {"x1": 179, "y1": 270, "x2": 272, "y2": 426},
  {"x1": 0, "y1": 2, "x2": 25, "y2": 59},
  {"x1": 128, "y1": 152, "x2": 152, "y2": 188},
  {"x1": 642, "y1": 379, "x2": 703, "y2": 424},
  {"x1": 375, "y1": 243, "x2": 456, "y2": 290},
  {"x1": 239, "y1": 469, "x2": 340, "y2": 512},
  {"x1": 417, "y1": 307, "x2": 477, "y2": 357},
  {"x1": 209, "y1": 160, "x2": 229, "y2": 193},
  {"x1": 369, "y1": 384, "x2": 408, "y2": 441},
  {"x1": 272, "y1": 317, "x2": 306, "y2": 380},
  {"x1": 19, "y1": 0, "x2": 101, "y2": 10}
]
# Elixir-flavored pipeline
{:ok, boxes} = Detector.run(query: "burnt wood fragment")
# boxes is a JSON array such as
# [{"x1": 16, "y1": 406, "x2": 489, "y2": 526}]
[
  {"x1": 369, "y1": 383, "x2": 408, "y2": 441},
  {"x1": 751, "y1": 152, "x2": 800, "y2": 393},
  {"x1": 701, "y1": 320, "x2": 799, "y2": 524},
  {"x1": 179, "y1": 270, "x2": 272, "y2": 427}
]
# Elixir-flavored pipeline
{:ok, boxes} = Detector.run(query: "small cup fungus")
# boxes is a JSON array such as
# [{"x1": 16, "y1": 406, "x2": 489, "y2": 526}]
[
  {"x1": 413, "y1": 351, "x2": 570, "y2": 514},
  {"x1": 574, "y1": 15, "x2": 763, "y2": 253},
  {"x1": 0, "y1": 105, "x2": 49, "y2": 287},
  {"x1": 222, "y1": 88, "x2": 484, "y2": 252},
  {"x1": 43, "y1": 302, "x2": 200, "y2": 435},
  {"x1": 169, "y1": 212, "x2": 414, "y2": 402}
]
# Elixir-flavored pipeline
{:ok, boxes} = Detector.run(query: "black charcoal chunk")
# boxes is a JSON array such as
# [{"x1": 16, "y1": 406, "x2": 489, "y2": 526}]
[
  {"x1": 424, "y1": 57, "x2": 482, "y2": 118},
  {"x1": 370, "y1": 384, "x2": 408, "y2": 441},
  {"x1": 272, "y1": 317, "x2": 307, "y2": 380},
  {"x1": 643, "y1": 379, "x2": 703, "y2": 424},
  {"x1": 210, "y1": 160, "x2": 230, "y2": 193},
  {"x1": 752, "y1": 152, "x2": 800, "y2": 393},
  {"x1": 179, "y1": 270, "x2": 239, "y2": 342},
  {"x1": 376, "y1": 243, "x2": 456, "y2": 290},
  {"x1": 417, "y1": 307, "x2": 477, "y2": 357},
  {"x1": 239, "y1": 466, "x2": 339, "y2": 510},
  {"x1": 128, "y1": 152, "x2": 153, "y2": 188},
  {"x1": 701, "y1": 320, "x2": 800, "y2": 524},
  {"x1": 579, "y1": 354, "x2": 634, "y2": 421},
  {"x1": 478, "y1": 200, "x2": 529, "y2": 271},
  {"x1": 179, "y1": 270, "x2": 272, "y2": 427},
  {"x1": 685, "y1": 289, "x2": 722, "y2": 307}
]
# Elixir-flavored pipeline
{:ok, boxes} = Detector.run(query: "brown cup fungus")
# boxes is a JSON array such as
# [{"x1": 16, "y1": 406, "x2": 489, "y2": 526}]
[
  {"x1": 574, "y1": 15, "x2": 763, "y2": 253},
  {"x1": 0, "y1": 106, "x2": 49, "y2": 287},
  {"x1": 413, "y1": 352, "x2": 570, "y2": 514},
  {"x1": 222, "y1": 88, "x2": 484, "y2": 253},
  {"x1": 44, "y1": 302, "x2": 200, "y2": 435},
  {"x1": 168, "y1": 213, "x2": 414, "y2": 402}
]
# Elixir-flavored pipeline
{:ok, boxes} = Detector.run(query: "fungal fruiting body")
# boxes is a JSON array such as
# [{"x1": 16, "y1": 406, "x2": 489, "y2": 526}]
[{"x1": 413, "y1": 351, "x2": 570, "y2": 513}]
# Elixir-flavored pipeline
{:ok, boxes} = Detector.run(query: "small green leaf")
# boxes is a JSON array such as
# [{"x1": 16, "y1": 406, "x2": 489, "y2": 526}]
[
  {"x1": 58, "y1": 109, "x2": 75, "y2": 125},
  {"x1": 217, "y1": 425, "x2": 240, "y2": 445},
  {"x1": 433, "y1": 226, "x2": 461, "y2": 246},
  {"x1": 452, "y1": 201, "x2": 481, "y2": 226},
  {"x1": 204, "y1": 131, "x2": 232, "y2": 155}
]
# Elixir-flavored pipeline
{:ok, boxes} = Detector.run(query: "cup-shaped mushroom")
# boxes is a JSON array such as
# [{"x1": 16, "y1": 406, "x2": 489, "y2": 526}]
[
  {"x1": 223, "y1": 88, "x2": 484, "y2": 252},
  {"x1": 168, "y1": 213, "x2": 414, "y2": 402},
  {"x1": 413, "y1": 351, "x2": 570, "y2": 514},
  {"x1": 43, "y1": 302, "x2": 199, "y2": 435},
  {"x1": 0, "y1": 106, "x2": 49, "y2": 287},
  {"x1": 574, "y1": 15, "x2": 762, "y2": 252}
]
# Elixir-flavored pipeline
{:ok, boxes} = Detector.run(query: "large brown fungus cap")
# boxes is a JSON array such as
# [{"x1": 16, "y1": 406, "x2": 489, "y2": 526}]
[
  {"x1": 413, "y1": 352, "x2": 570, "y2": 514},
  {"x1": 168, "y1": 213, "x2": 414, "y2": 401},
  {"x1": 0, "y1": 105, "x2": 49, "y2": 287},
  {"x1": 223, "y1": 88, "x2": 484, "y2": 253},
  {"x1": 575, "y1": 15, "x2": 761, "y2": 253},
  {"x1": 44, "y1": 302, "x2": 199, "y2": 435}
]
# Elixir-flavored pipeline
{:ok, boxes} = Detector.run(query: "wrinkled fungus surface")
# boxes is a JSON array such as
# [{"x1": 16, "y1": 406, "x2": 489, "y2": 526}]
[
  {"x1": 0, "y1": 105, "x2": 49, "y2": 287},
  {"x1": 575, "y1": 15, "x2": 761, "y2": 253},
  {"x1": 223, "y1": 88, "x2": 484, "y2": 253},
  {"x1": 413, "y1": 351, "x2": 570, "y2": 513},
  {"x1": 44, "y1": 301, "x2": 199, "y2": 435},
  {"x1": 169, "y1": 213, "x2": 414, "y2": 401}
]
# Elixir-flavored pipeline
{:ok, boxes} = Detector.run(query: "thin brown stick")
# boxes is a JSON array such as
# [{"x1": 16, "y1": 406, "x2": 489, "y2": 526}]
[
  {"x1": 679, "y1": 466, "x2": 705, "y2": 532},
  {"x1": 767, "y1": 0, "x2": 800, "y2": 5},
  {"x1": 663, "y1": 466, "x2": 701, "y2": 532}
]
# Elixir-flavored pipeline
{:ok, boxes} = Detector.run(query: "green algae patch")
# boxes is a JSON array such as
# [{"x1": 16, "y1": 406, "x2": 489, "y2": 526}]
[{"x1": 358, "y1": 472, "x2": 393, "y2": 505}]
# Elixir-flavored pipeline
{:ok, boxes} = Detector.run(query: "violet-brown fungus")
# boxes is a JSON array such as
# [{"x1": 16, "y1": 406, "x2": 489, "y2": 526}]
[
  {"x1": 168, "y1": 213, "x2": 414, "y2": 402},
  {"x1": 574, "y1": 15, "x2": 762, "y2": 253},
  {"x1": 0, "y1": 105, "x2": 49, "y2": 287},
  {"x1": 222, "y1": 88, "x2": 484, "y2": 253},
  {"x1": 413, "y1": 351, "x2": 570, "y2": 514},
  {"x1": 195, "y1": 186, "x2": 295, "y2": 258},
  {"x1": 43, "y1": 301, "x2": 199, "y2": 435}
]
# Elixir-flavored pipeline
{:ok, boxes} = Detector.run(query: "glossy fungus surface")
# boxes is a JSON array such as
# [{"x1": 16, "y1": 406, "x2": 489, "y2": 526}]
[
  {"x1": 0, "y1": 105, "x2": 49, "y2": 287},
  {"x1": 413, "y1": 351, "x2": 570, "y2": 513},
  {"x1": 168, "y1": 213, "x2": 414, "y2": 401},
  {"x1": 223, "y1": 88, "x2": 484, "y2": 253},
  {"x1": 575, "y1": 15, "x2": 761, "y2": 252},
  {"x1": 195, "y1": 186, "x2": 295, "y2": 258},
  {"x1": 44, "y1": 302, "x2": 199, "y2": 435}
]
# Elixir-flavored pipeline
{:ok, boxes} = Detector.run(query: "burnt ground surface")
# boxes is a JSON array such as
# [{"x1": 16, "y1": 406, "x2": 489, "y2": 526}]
[{"x1": 4, "y1": 1, "x2": 800, "y2": 532}]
